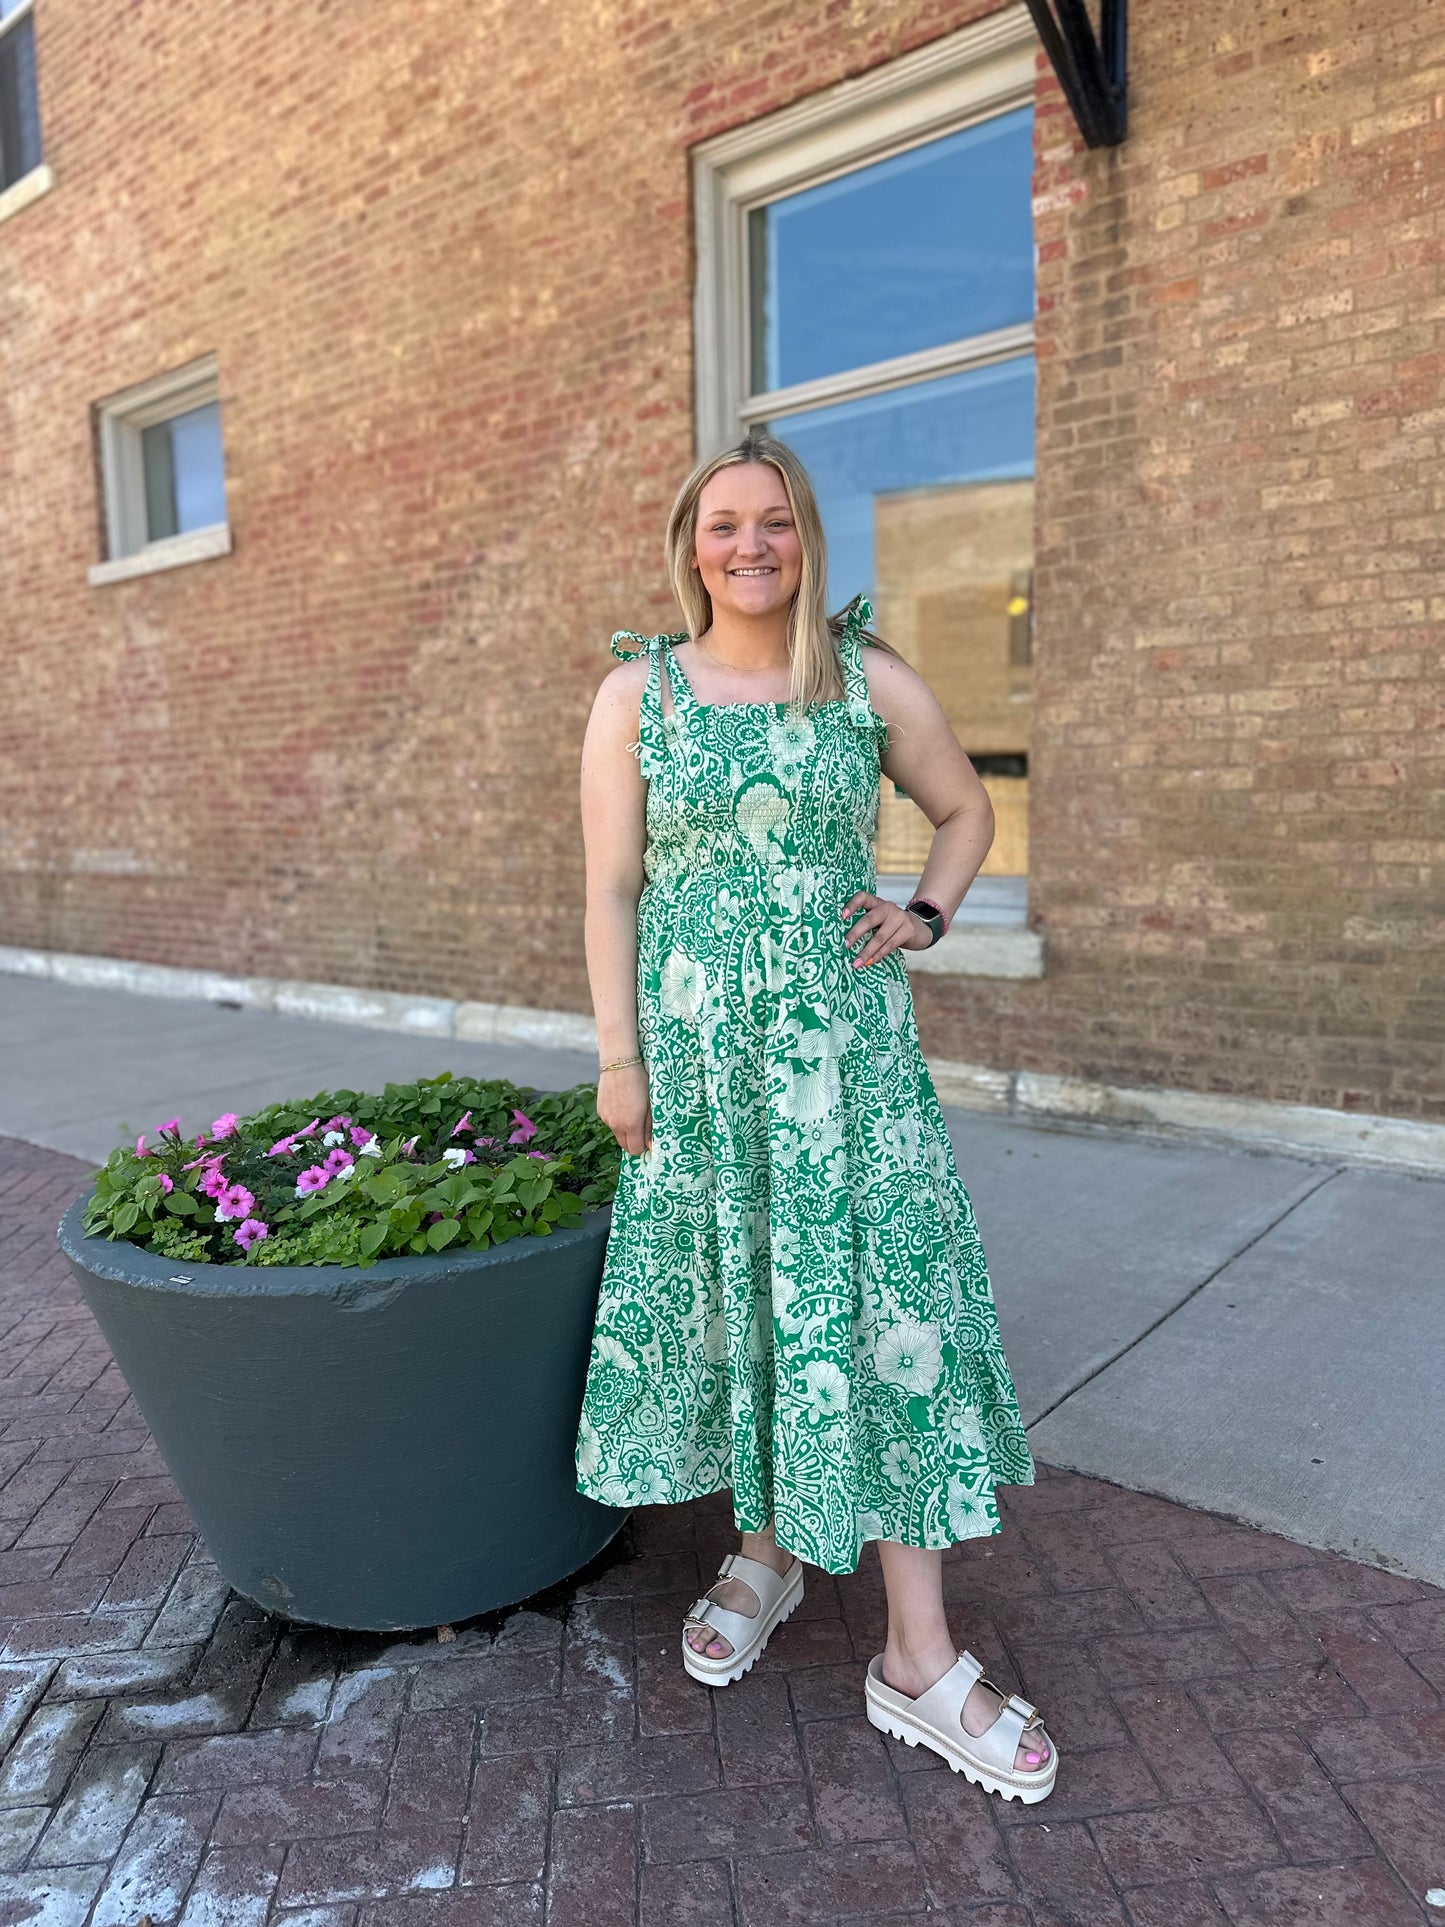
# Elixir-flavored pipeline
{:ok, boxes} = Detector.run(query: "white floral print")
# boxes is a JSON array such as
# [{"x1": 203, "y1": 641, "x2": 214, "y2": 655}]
[{"x1": 874, "y1": 1319, "x2": 945, "y2": 1397}]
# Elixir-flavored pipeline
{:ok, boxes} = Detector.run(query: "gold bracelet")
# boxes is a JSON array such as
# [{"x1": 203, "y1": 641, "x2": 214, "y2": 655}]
[{"x1": 599, "y1": 1053, "x2": 644, "y2": 1075}]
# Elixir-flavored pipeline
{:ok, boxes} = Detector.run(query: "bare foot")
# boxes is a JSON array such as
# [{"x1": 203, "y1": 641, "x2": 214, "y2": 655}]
[
  {"x1": 685, "y1": 1529, "x2": 794, "y2": 1662},
  {"x1": 880, "y1": 1644, "x2": 1051, "y2": 1774}
]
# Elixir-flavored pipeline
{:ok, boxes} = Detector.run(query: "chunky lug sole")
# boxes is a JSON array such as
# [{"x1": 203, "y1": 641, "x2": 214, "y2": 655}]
[
  {"x1": 681, "y1": 1556, "x2": 804, "y2": 1687},
  {"x1": 865, "y1": 1656, "x2": 1058, "y2": 1805}
]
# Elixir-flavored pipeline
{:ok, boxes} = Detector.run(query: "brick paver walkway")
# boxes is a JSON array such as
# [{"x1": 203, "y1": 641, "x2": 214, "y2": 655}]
[{"x1": 0, "y1": 1134, "x2": 1441, "y2": 1926}]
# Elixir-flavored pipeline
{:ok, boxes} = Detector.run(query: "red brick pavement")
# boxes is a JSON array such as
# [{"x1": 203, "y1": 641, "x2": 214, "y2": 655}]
[{"x1": 0, "y1": 1132, "x2": 1441, "y2": 1925}]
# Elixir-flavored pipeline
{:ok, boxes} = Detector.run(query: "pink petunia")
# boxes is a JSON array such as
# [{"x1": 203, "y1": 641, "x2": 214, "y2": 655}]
[
  {"x1": 324, "y1": 1115, "x2": 353, "y2": 1132},
  {"x1": 135, "y1": 1135, "x2": 148, "y2": 1157},
  {"x1": 348, "y1": 1126, "x2": 375, "y2": 1150},
  {"x1": 158, "y1": 1173, "x2": 174, "y2": 1194},
  {"x1": 323, "y1": 1148, "x2": 354, "y2": 1177},
  {"x1": 159, "y1": 1118, "x2": 181, "y2": 1137},
  {"x1": 451, "y1": 1111, "x2": 473, "y2": 1138},
  {"x1": 234, "y1": 1219, "x2": 269, "y2": 1253},
  {"x1": 267, "y1": 1134, "x2": 299, "y2": 1158},
  {"x1": 199, "y1": 1167, "x2": 229, "y2": 1200},
  {"x1": 508, "y1": 1109, "x2": 538, "y2": 1144},
  {"x1": 524, "y1": 1151, "x2": 552, "y2": 1160},
  {"x1": 296, "y1": 1118, "x2": 319, "y2": 1139},
  {"x1": 211, "y1": 1113, "x2": 239, "y2": 1141},
  {"x1": 215, "y1": 1183, "x2": 256, "y2": 1223},
  {"x1": 475, "y1": 1136, "x2": 497, "y2": 1147},
  {"x1": 295, "y1": 1166, "x2": 330, "y2": 1196},
  {"x1": 401, "y1": 1136, "x2": 419, "y2": 1157}
]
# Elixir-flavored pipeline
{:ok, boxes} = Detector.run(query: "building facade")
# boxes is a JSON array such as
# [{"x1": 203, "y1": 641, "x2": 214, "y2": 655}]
[{"x1": 1, "y1": 0, "x2": 1441, "y2": 1129}]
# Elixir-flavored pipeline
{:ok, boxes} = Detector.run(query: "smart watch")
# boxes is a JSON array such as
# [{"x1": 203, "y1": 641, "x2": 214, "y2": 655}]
[{"x1": 905, "y1": 897, "x2": 946, "y2": 947}]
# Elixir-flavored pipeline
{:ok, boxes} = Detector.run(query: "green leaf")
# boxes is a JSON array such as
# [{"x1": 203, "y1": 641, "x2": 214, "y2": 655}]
[
  {"x1": 359, "y1": 1221, "x2": 389, "y2": 1258},
  {"x1": 114, "y1": 1202, "x2": 140, "y2": 1234},
  {"x1": 363, "y1": 1169, "x2": 410, "y2": 1206},
  {"x1": 426, "y1": 1218, "x2": 462, "y2": 1251},
  {"x1": 163, "y1": 1191, "x2": 199, "y2": 1217}
]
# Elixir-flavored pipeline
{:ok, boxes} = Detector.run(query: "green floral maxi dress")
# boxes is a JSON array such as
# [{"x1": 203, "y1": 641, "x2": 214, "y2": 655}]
[{"x1": 575, "y1": 596, "x2": 1034, "y2": 1575}]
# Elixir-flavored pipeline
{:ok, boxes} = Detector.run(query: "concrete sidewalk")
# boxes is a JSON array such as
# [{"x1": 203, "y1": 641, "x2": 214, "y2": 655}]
[{"x1": 4, "y1": 974, "x2": 1443, "y2": 1587}]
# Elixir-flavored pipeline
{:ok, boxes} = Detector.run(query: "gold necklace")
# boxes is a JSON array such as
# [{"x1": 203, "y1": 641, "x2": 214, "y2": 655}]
[{"x1": 694, "y1": 632, "x2": 791, "y2": 677}]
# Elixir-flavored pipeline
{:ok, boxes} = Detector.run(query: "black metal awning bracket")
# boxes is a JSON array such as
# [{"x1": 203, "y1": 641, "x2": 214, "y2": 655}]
[{"x1": 1024, "y1": 0, "x2": 1128, "y2": 148}]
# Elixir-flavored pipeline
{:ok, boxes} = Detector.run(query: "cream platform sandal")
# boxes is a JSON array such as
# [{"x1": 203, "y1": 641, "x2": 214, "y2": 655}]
[
  {"x1": 865, "y1": 1649, "x2": 1058, "y2": 1804},
  {"x1": 681, "y1": 1551, "x2": 804, "y2": 1686}
]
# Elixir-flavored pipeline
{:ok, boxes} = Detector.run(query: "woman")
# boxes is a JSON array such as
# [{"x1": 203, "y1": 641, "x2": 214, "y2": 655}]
[{"x1": 575, "y1": 429, "x2": 1055, "y2": 1803}]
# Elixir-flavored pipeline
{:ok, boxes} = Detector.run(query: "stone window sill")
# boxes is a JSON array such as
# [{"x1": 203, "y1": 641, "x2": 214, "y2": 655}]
[
  {"x1": 88, "y1": 524, "x2": 232, "y2": 587},
  {"x1": 0, "y1": 164, "x2": 53, "y2": 228},
  {"x1": 877, "y1": 873, "x2": 1043, "y2": 980}
]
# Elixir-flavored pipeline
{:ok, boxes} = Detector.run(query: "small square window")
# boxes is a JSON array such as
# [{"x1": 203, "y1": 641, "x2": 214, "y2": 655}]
[
  {"x1": 91, "y1": 356, "x2": 232, "y2": 585},
  {"x1": 0, "y1": 1, "x2": 44, "y2": 195}
]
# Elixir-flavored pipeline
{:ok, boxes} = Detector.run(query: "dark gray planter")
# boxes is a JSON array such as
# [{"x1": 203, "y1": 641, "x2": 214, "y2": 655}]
[{"x1": 57, "y1": 1196, "x2": 628, "y2": 1631}]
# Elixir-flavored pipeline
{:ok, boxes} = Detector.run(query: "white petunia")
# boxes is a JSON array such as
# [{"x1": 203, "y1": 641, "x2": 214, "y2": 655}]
[
  {"x1": 322, "y1": 1130, "x2": 346, "y2": 1148},
  {"x1": 803, "y1": 1360, "x2": 849, "y2": 1424},
  {"x1": 441, "y1": 1147, "x2": 468, "y2": 1169},
  {"x1": 359, "y1": 1138, "x2": 383, "y2": 1157},
  {"x1": 873, "y1": 1319, "x2": 943, "y2": 1396}
]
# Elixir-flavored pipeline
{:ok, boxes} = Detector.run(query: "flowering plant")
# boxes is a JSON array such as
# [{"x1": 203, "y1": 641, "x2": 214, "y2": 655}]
[{"x1": 82, "y1": 1073, "x2": 621, "y2": 1268}]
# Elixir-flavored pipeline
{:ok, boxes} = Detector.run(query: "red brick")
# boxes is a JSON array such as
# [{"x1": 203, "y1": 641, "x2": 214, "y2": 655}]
[
  {"x1": 545, "y1": 1805, "x2": 636, "y2": 1927},
  {"x1": 1090, "y1": 1797, "x2": 1284, "y2": 1888},
  {"x1": 1197, "y1": 1577, "x2": 1324, "y2": 1670},
  {"x1": 734, "y1": 1841, "x2": 928, "y2": 1926},
  {"x1": 800, "y1": 1714, "x2": 904, "y2": 1844},
  {"x1": 1112, "y1": 1686, "x2": 1243, "y2": 1801},
  {"x1": 1212, "y1": 1861, "x2": 1424, "y2": 1927},
  {"x1": 555, "y1": 1733, "x2": 719, "y2": 1808},
  {"x1": 715, "y1": 1671, "x2": 803, "y2": 1786},
  {"x1": 900, "y1": 1771, "x2": 1020, "y2": 1904},
  {"x1": 1309, "y1": 1611, "x2": 1442, "y2": 1713},
  {"x1": 1124, "y1": 1884, "x2": 1229, "y2": 1927},
  {"x1": 641, "y1": 1784, "x2": 815, "y2": 1864},
  {"x1": 639, "y1": 1862, "x2": 733, "y2": 1927},
  {"x1": 461, "y1": 1754, "x2": 550, "y2": 1889}
]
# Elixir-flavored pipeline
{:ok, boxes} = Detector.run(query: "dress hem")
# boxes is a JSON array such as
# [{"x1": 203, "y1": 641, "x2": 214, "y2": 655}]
[{"x1": 574, "y1": 1467, "x2": 1038, "y2": 1579}]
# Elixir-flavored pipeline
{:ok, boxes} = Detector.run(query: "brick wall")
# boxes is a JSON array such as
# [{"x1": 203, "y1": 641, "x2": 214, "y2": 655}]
[{"x1": 1, "y1": 0, "x2": 1440, "y2": 1119}]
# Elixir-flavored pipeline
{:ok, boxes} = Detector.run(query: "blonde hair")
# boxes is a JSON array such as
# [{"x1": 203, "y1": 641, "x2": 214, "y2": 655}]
[{"x1": 664, "y1": 428, "x2": 896, "y2": 712}]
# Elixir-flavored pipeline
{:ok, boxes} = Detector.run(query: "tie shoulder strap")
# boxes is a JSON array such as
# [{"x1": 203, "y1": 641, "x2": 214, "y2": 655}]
[
  {"x1": 611, "y1": 626, "x2": 685, "y2": 779},
  {"x1": 835, "y1": 593, "x2": 889, "y2": 748},
  {"x1": 611, "y1": 626, "x2": 688, "y2": 661}
]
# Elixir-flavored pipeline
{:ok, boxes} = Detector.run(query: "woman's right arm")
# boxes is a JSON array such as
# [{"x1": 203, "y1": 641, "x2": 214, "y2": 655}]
[{"x1": 580, "y1": 660, "x2": 654, "y2": 1155}]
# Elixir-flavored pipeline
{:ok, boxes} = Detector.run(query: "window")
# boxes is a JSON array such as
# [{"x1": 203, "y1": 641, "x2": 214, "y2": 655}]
[
  {"x1": 91, "y1": 356, "x2": 232, "y2": 586},
  {"x1": 0, "y1": 0, "x2": 49, "y2": 218},
  {"x1": 695, "y1": 9, "x2": 1038, "y2": 910}
]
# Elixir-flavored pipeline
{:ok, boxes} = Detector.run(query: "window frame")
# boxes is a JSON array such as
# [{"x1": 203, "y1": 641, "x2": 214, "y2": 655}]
[
  {"x1": 90, "y1": 355, "x2": 232, "y2": 587},
  {"x1": 0, "y1": 0, "x2": 51, "y2": 223},
  {"x1": 692, "y1": 3, "x2": 1038, "y2": 455},
  {"x1": 691, "y1": 8, "x2": 1041, "y2": 951}
]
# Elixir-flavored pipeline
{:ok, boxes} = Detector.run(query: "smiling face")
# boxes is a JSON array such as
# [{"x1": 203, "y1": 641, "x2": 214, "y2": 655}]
[{"x1": 691, "y1": 461, "x2": 804, "y2": 623}]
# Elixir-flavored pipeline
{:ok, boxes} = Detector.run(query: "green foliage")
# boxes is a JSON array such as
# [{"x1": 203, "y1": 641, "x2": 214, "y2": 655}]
[{"x1": 81, "y1": 1073, "x2": 620, "y2": 1270}]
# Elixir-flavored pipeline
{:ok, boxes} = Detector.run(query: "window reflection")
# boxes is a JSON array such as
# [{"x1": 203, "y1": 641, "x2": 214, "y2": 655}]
[{"x1": 748, "y1": 107, "x2": 1034, "y2": 393}]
